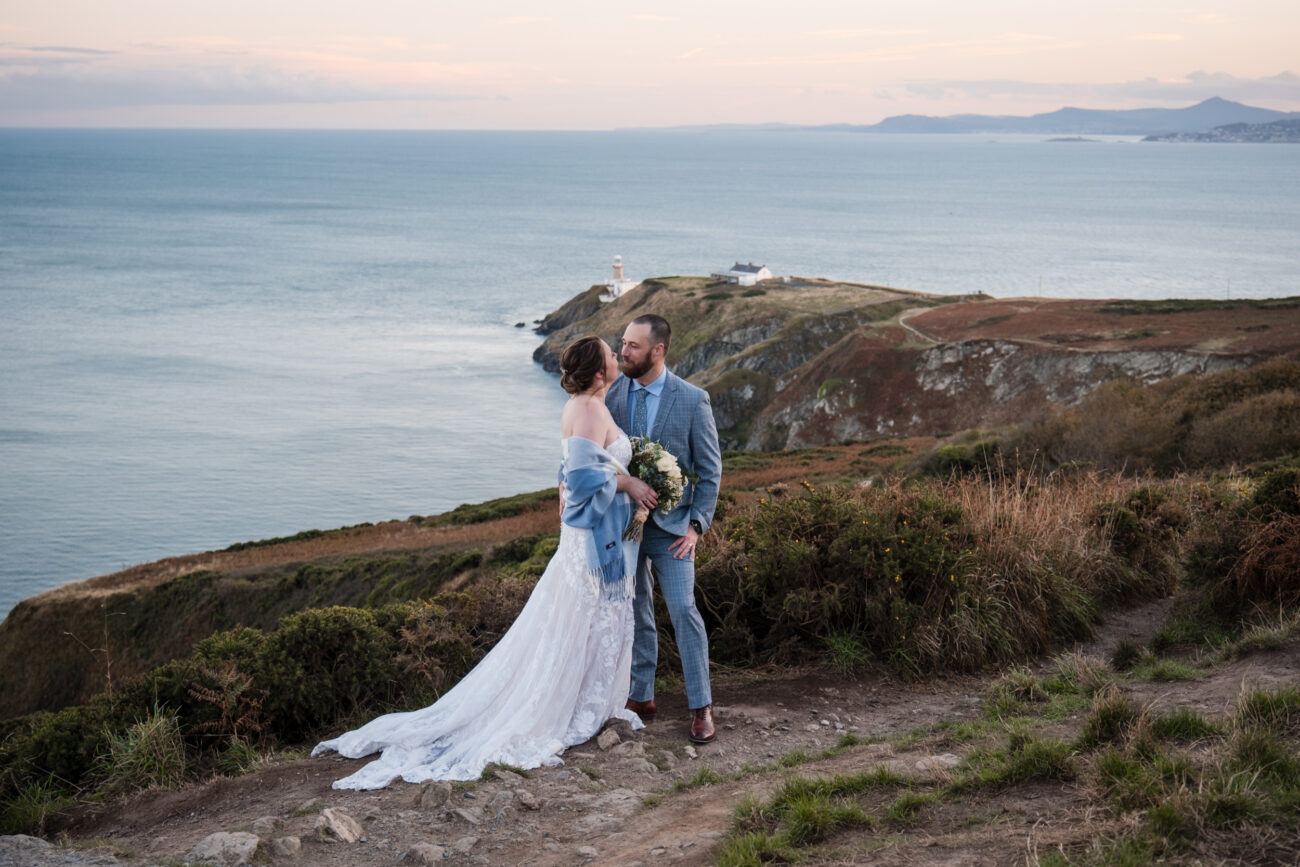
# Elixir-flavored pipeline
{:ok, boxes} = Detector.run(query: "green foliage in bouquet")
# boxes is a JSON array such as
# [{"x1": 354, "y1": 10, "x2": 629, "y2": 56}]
[{"x1": 623, "y1": 438, "x2": 692, "y2": 541}]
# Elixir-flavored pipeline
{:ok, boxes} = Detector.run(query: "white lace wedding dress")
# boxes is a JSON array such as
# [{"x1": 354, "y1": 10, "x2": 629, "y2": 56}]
[{"x1": 312, "y1": 435, "x2": 642, "y2": 789}]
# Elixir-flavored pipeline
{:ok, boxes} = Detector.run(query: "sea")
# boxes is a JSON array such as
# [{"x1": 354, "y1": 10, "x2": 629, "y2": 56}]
[{"x1": 2, "y1": 129, "x2": 1298, "y2": 620}]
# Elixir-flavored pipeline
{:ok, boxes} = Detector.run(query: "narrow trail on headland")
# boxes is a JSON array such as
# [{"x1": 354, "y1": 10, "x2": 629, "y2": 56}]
[{"x1": 27, "y1": 597, "x2": 1299, "y2": 866}]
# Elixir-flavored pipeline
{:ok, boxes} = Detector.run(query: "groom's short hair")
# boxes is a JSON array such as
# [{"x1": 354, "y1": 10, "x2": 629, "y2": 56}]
[{"x1": 632, "y1": 314, "x2": 671, "y2": 354}]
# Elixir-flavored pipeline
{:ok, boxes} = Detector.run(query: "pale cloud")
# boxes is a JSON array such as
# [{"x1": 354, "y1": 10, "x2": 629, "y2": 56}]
[
  {"x1": 680, "y1": 47, "x2": 705, "y2": 60},
  {"x1": 720, "y1": 33, "x2": 1069, "y2": 68},
  {"x1": 807, "y1": 28, "x2": 926, "y2": 39},
  {"x1": 632, "y1": 14, "x2": 678, "y2": 23},
  {"x1": 0, "y1": 38, "x2": 490, "y2": 111},
  {"x1": 498, "y1": 16, "x2": 549, "y2": 26},
  {"x1": 0, "y1": 64, "x2": 415, "y2": 110},
  {"x1": 0, "y1": 44, "x2": 116, "y2": 67},
  {"x1": 13, "y1": 44, "x2": 117, "y2": 55},
  {"x1": 1130, "y1": 33, "x2": 1184, "y2": 41}
]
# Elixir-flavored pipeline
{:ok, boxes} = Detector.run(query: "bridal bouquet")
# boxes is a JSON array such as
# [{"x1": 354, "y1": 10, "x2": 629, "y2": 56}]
[{"x1": 623, "y1": 438, "x2": 690, "y2": 541}]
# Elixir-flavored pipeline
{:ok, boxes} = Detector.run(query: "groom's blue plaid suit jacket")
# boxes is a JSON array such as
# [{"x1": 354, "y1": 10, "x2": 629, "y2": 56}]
[{"x1": 606, "y1": 370, "x2": 722, "y2": 536}]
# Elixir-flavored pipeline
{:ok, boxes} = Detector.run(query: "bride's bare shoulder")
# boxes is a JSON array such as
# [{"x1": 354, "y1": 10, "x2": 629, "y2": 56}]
[{"x1": 561, "y1": 396, "x2": 614, "y2": 441}]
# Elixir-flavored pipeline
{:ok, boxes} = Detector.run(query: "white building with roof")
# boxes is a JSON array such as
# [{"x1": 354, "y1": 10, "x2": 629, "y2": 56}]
[{"x1": 710, "y1": 262, "x2": 773, "y2": 286}]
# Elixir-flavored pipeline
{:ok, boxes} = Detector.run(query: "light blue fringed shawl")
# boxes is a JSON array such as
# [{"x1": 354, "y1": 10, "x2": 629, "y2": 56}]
[{"x1": 560, "y1": 436, "x2": 637, "y2": 601}]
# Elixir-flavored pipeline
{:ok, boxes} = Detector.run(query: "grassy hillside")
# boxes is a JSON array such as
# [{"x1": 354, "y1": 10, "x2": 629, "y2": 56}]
[{"x1": 535, "y1": 279, "x2": 1300, "y2": 450}]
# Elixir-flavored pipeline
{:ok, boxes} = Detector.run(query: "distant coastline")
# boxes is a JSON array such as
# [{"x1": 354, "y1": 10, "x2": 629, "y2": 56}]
[
  {"x1": 624, "y1": 96, "x2": 1300, "y2": 138},
  {"x1": 1144, "y1": 118, "x2": 1300, "y2": 143}
]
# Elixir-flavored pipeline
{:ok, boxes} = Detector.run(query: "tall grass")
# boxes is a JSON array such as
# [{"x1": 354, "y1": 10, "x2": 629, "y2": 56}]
[
  {"x1": 697, "y1": 468, "x2": 1174, "y2": 677},
  {"x1": 96, "y1": 705, "x2": 189, "y2": 793}
]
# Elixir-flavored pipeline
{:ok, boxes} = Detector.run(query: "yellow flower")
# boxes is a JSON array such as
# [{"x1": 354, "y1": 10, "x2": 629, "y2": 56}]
[{"x1": 894, "y1": 575, "x2": 900, "y2": 582}]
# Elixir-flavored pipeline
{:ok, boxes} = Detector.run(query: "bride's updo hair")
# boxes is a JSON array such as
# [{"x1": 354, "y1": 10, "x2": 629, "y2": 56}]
[{"x1": 560, "y1": 336, "x2": 607, "y2": 395}]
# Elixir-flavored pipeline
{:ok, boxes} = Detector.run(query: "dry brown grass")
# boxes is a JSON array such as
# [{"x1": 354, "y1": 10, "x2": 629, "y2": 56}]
[{"x1": 1224, "y1": 514, "x2": 1300, "y2": 611}]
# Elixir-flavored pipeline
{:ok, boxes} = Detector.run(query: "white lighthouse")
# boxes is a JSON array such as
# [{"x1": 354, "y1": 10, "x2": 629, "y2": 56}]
[{"x1": 601, "y1": 255, "x2": 638, "y2": 302}]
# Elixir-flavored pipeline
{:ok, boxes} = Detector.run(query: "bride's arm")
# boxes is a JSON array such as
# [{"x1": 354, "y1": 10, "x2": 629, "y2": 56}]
[{"x1": 618, "y1": 472, "x2": 657, "y2": 509}]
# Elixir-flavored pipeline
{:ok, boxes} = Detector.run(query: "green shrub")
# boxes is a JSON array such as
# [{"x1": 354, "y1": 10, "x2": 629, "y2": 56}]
[
  {"x1": 256, "y1": 607, "x2": 397, "y2": 741},
  {"x1": 14, "y1": 704, "x2": 112, "y2": 788},
  {"x1": 195, "y1": 627, "x2": 266, "y2": 667},
  {"x1": 912, "y1": 431, "x2": 1001, "y2": 477},
  {"x1": 696, "y1": 475, "x2": 1166, "y2": 676},
  {"x1": 697, "y1": 486, "x2": 973, "y2": 673},
  {"x1": 1250, "y1": 467, "x2": 1300, "y2": 516}
]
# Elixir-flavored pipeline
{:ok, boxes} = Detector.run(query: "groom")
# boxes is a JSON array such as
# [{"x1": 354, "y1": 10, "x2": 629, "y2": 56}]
[{"x1": 606, "y1": 314, "x2": 723, "y2": 743}]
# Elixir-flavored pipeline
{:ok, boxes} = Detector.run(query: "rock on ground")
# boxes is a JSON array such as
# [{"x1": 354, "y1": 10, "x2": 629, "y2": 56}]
[
  {"x1": 314, "y1": 807, "x2": 364, "y2": 843},
  {"x1": 186, "y1": 831, "x2": 260, "y2": 866}
]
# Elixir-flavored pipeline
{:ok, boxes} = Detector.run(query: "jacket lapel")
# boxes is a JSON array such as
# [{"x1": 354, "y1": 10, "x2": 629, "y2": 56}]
[{"x1": 650, "y1": 372, "x2": 680, "y2": 441}]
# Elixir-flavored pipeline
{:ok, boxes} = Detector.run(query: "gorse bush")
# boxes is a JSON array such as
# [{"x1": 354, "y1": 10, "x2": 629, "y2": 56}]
[
  {"x1": 257, "y1": 607, "x2": 396, "y2": 741},
  {"x1": 696, "y1": 473, "x2": 1170, "y2": 676},
  {"x1": 698, "y1": 486, "x2": 971, "y2": 672},
  {"x1": 0, "y1": 570, "x2": 542, "y2": 829}
]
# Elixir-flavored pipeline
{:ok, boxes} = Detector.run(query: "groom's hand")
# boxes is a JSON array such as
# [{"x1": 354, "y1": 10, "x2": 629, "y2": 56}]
[{"x1": 669, "y1": 527, "x2": 700, "y2": 560}]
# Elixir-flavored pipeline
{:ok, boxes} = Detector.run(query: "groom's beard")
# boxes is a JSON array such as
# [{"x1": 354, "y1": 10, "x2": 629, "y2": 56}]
[{"x1": 621, "y1": 357, "x2": 652, "y2": 380}]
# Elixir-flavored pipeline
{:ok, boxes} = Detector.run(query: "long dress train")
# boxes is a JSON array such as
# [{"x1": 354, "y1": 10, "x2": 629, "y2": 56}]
[{"x1": 312, "y1": 435, "x2": 641, "y2": 789}]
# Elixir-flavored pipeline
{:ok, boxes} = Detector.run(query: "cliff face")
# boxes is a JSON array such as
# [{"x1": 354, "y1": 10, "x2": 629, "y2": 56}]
[
  {"x1": 535, "y1": 282, "x2": 1300, "y2": 450},
  {"x1": 753, "y1": 333, "x2": 1250, "y2": 450}
]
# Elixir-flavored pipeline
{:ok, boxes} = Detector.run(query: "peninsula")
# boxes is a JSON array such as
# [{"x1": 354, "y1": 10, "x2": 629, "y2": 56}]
[{"x1": 533, "y1": 275, "x2": 1300, "y2": 450}]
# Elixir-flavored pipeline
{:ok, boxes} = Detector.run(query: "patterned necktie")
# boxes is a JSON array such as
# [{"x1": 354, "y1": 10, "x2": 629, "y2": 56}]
[{"x1": 632, "y1": 388, "x2": 648, "y2": 438}]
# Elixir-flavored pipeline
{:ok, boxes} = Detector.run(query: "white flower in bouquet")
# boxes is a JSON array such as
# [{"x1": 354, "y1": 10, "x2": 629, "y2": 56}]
[{"x1": 623, "y1": 437, "x2": 694, "y2": 541}]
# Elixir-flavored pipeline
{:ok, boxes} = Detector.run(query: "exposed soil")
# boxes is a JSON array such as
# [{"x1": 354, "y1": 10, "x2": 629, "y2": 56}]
[
  {"x1": 902, "y1": 298, "x2": 1300, "y2": 355},
  {"x1": 22, "y1": 598, "x2": 1298, "y2": 866}
]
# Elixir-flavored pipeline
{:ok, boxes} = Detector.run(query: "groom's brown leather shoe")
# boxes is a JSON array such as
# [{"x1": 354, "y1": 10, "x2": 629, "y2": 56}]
[
  {"x1": 689, "y1": 706, "x2": 715, "y2": 743},
  {"x1": 626, "y1": 697, "x2": 657, "y2": 720}
]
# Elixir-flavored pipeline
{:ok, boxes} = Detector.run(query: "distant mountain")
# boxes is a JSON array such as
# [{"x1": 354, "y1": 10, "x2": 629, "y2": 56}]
[
  {"x1": 1144, "y1": 117, "x2": 1300, "y2": 143},
  {"x1": 862, "y1": 98, "x2": 1294, "y2": 135},
  {"x1": 629, "y1": 98, "x2": 1299, "y2": 137}
]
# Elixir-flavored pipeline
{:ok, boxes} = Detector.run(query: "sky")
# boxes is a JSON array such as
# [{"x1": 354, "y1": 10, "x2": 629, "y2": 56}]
[{"x1": 2, "y1": 1, "x2": 1298, "y2": 129}]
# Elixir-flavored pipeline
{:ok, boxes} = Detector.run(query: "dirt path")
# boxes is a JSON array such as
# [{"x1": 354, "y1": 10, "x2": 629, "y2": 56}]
[{"x1": 20, "y1": 598, "x2": 1297, "y2": 866}]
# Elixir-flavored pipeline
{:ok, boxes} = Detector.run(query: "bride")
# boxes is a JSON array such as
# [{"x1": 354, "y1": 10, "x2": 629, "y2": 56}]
[{"x1": 312, "y1": 336, "x2": 659, "y2": 788}]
